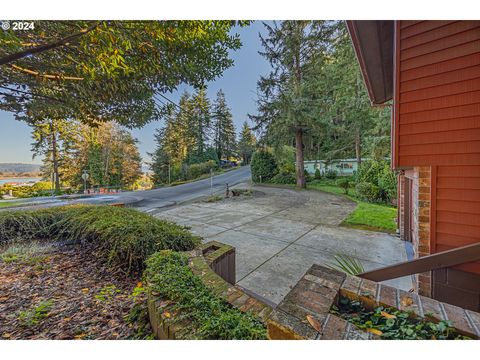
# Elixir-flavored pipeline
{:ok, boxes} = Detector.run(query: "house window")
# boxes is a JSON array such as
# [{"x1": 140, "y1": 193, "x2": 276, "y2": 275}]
[{"x1": 339, "y1": 162, "x2": 353, "y2": 169}]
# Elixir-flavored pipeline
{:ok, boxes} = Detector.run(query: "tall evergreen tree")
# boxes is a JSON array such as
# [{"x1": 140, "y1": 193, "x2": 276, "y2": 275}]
[
  {"x1": 212, "y1": 90, "x2": 237, "y2": 160},
  {"x1": 318, "y1": 22, "x2": 390, "y2": 163},
  {"x1": 250, "y1": 21, "x2": 338, "y2": 188},
  {"x1": 238, "y1": 122, "x2": 257, "y2": 165},
  {"x1": 188, "y1": 87, "x2": 212, "y2": 163}
]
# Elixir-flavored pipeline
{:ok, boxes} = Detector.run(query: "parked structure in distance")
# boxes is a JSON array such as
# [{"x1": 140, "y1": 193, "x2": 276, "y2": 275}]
[{"x1": 304, "y1": 158, "x2": 363, "y2": 176}]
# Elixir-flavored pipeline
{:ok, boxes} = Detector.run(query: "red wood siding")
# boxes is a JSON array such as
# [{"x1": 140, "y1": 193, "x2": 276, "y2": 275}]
[
  {"x1": 394, "y1": 21, "x2": 480, "y2": 275},
  {"x1": 394, "y1": 20, "x2": 480, "y2": 167},
  {"x1": 434, "y1": 165, "x2": 480, "y2": 273}
]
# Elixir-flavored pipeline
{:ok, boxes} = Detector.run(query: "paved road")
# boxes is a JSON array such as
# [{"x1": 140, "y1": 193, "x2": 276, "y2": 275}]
[
  {"x1": 124, "y1": 166, "x2": 252, "y2": 211},
  {"x1": 0, "y1": 166, "x2": 252, "y2": 211}
]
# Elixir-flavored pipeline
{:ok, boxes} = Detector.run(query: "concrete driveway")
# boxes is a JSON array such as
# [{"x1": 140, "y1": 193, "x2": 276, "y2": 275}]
[{"x1": 154, "y1": 185, "x2": 412, "y2": 305}]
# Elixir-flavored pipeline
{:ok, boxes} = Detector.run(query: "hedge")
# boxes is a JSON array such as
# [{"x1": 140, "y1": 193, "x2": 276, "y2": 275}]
[
  {"x1": 0, "y1": 205, "x2": 200, "y2": 273},
  {"x1": 144, "y1": 251, "x2": 267, "y2": 339}
]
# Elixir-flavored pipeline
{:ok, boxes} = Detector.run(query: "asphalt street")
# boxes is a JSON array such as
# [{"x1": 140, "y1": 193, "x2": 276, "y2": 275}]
[{"x1": 0, "y1": 166, "x2": 252, "y2": 212}]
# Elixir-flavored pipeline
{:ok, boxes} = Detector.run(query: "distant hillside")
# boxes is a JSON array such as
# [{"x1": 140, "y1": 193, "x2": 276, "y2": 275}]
[{"x1": 0, "y1": 163, "x2": 41, "y2": 175}]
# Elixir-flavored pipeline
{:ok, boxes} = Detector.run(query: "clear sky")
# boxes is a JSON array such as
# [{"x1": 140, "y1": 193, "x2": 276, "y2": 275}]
[{"x1": 0, "y1": 21, "x2": 272, "y2": 165}]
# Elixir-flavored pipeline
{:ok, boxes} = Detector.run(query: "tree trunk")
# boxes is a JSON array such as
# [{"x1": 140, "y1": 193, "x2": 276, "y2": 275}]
[
  {"x1": 295, "y1": 128, "x2": 306, "y2": 189},
  {"x1": 50, "y1": 121, "x2": 61, "y2": 193},
  {"x1": 355, "y1": 125, "x2": 362, "y2": 166}
]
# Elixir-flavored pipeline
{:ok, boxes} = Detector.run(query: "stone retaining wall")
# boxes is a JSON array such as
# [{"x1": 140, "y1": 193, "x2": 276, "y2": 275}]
[
  {"x1": 147, "y1": 241, "x2": 272, "y2": 340},
  {"x1": 147, "y1": 240, "x2": 480, "y2": 340},
  {"x1": 268, "y1": 264, "x2": 480, "y2": 340}
]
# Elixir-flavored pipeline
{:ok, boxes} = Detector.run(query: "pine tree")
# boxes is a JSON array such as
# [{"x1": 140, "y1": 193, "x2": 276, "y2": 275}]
[
  {"x1": 238, "y1": 122, "x2": 257, "y2": 165},
  {"x1": 212, "y1": 90, "x2": 237, "y2": 160},
  {"x1": 250, "y1": 21, "x2": 338, "y2": 188},
  {"x1": 188, "y1": 87, "x2": 212, "y2": 163}
]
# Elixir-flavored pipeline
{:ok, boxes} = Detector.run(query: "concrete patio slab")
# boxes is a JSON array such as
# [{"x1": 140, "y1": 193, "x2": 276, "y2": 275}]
[
  {"x1": 236, "y1": 216, "x2": 315, "y2": 243},
  {"x1": 294, "y1": 225, "x2": 408, "y2": 265},
  {"x1": 202, "y1": 211, "x2": 265, "y2": 228},
  {"x1": 155, "y1": 184, "x2": 412, "y2": 305},
  {"x1": 206, "y1": 230, "x2": 290, "y2": 280}
]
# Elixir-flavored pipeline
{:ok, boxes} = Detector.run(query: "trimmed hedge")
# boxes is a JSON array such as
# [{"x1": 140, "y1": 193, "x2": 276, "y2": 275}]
[
  {"x1": 0, "y1": 205, "x2": 200, "y2": 272},
  {"x1": 144, "y1": 250, "x2": 267, "y2": 339}
]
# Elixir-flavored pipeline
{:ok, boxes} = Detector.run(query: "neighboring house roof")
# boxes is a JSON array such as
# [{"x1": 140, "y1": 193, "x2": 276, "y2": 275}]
[{"x1": 346, "y1": 20, "x2": 394, "y2": 105}]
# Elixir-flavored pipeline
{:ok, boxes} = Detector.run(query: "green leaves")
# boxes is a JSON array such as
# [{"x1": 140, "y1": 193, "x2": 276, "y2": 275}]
[
  {"x1": 144, "y1": 251, "x2": 267, "y2": 339},
  {"x1": 333, "y1": 296, "x2": 471, "y2": 340},
  {"x1": 1, "y1": 21, "x2": 247, "y2": 128},
  {"x1": 328, "y1": 253, "x2": 365, "y2": 275},
  {"x1": 0, "y1": 205, "x2": 201, "y2": 273}
]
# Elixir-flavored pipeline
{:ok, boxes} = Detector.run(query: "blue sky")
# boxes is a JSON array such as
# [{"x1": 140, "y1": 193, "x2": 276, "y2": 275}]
[{"x1": 0, "y1": 21, "x2": 272, "y2": 165}]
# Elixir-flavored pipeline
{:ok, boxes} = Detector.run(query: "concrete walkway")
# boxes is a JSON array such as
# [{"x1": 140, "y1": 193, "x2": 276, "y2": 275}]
[{"x1": 154, "y1": 185, "x2": 412, "y2": 305}]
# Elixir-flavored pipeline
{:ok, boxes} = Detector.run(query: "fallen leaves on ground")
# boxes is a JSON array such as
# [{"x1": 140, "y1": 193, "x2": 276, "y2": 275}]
[
  {"x1": 0, "y1": 244, "x2": 152, "y2": 340},
  {"x1": 380, "y1": 311, "x2": 396, "y2": 319},
  {"x1": 400, "y1": 296, "x2": 413, "y2": 307},
  {"x1": 306, "y1": 315, "x2": 322, "y2": 332}
]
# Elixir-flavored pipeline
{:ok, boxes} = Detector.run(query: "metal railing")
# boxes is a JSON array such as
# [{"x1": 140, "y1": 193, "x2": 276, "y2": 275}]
[{"x1": 358, "y1": 242, "x2": 480, "y2": 282}]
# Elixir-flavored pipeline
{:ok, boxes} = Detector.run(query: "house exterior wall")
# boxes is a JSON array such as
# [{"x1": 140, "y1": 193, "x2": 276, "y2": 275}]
[
  {"x1": 393, "y1": 21, "x2": 480, "y2": 310},
  {"x1": 393, "y1": 20, "x2": 480, "y2": 168}
]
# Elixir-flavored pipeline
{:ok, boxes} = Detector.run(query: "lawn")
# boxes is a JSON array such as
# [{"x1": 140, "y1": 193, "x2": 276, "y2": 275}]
[
  {"x1": 0, "y1": 201, "x2": 24, "y2": 208},
  {"x1": 307, "y1": 179, "x2": 397, "y2": 233}
]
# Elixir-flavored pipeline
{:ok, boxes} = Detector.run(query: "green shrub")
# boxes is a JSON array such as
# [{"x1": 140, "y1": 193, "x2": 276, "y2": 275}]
[
  {"x1": 186, "y1": 160, "x2": 218, "y2": 180},
  {"x1": 378, "y1": 165, "x2": 397, "y2": 202},
  {"x1": 355, "y1": 182, "x2": 381, "y2": 202},
  {"x1": 272, "y1": 145, "x2": 295, "y2": 170},
  {"x1": 144, "y1": 251, "x2": 267, "y2": 339},
  {"x1": 314, "y1": 168, "x2": 321, "y2": 180},
  {"x1": 356, "y1": 159, "x2": 397, "y2": 203},
  {"x1": 336, "y1": 177, "x2": 351, "y2": 195},
  {"x1": 304, "y1": 169, "x2": 312, "y2": 183},
  {"x1": 325, "y1": 169, "x2": 337, "y2": 180},
  {"x1": 355, "y1": 159, "x2": 384, "y2": 185},
  {"x1": 269, "y1": 171, "x2": 296, "y2": 185},
  {"x1": 251, "y1": 151, "x2": 278, "y2": 183},
  {"x1": 0, "y1": 206, "x2": 200, "y2": 273},
  {"x1": 279, "y1": 162, "x2": 295, "y2": 174}
]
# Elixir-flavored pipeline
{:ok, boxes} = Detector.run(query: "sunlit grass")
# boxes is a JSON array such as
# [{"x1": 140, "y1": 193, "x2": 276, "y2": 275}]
[
  {"x1": 0, "y1": 201, "x2": 23, "y2": 208},
  {"x1": 307, "y1": 179, "x2": 397, "y2": 233}
]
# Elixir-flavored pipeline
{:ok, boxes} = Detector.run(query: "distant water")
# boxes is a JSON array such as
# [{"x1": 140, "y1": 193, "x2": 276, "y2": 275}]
[{"x1": 0, "y1": 178, "x2": 41, "y2": 185}]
